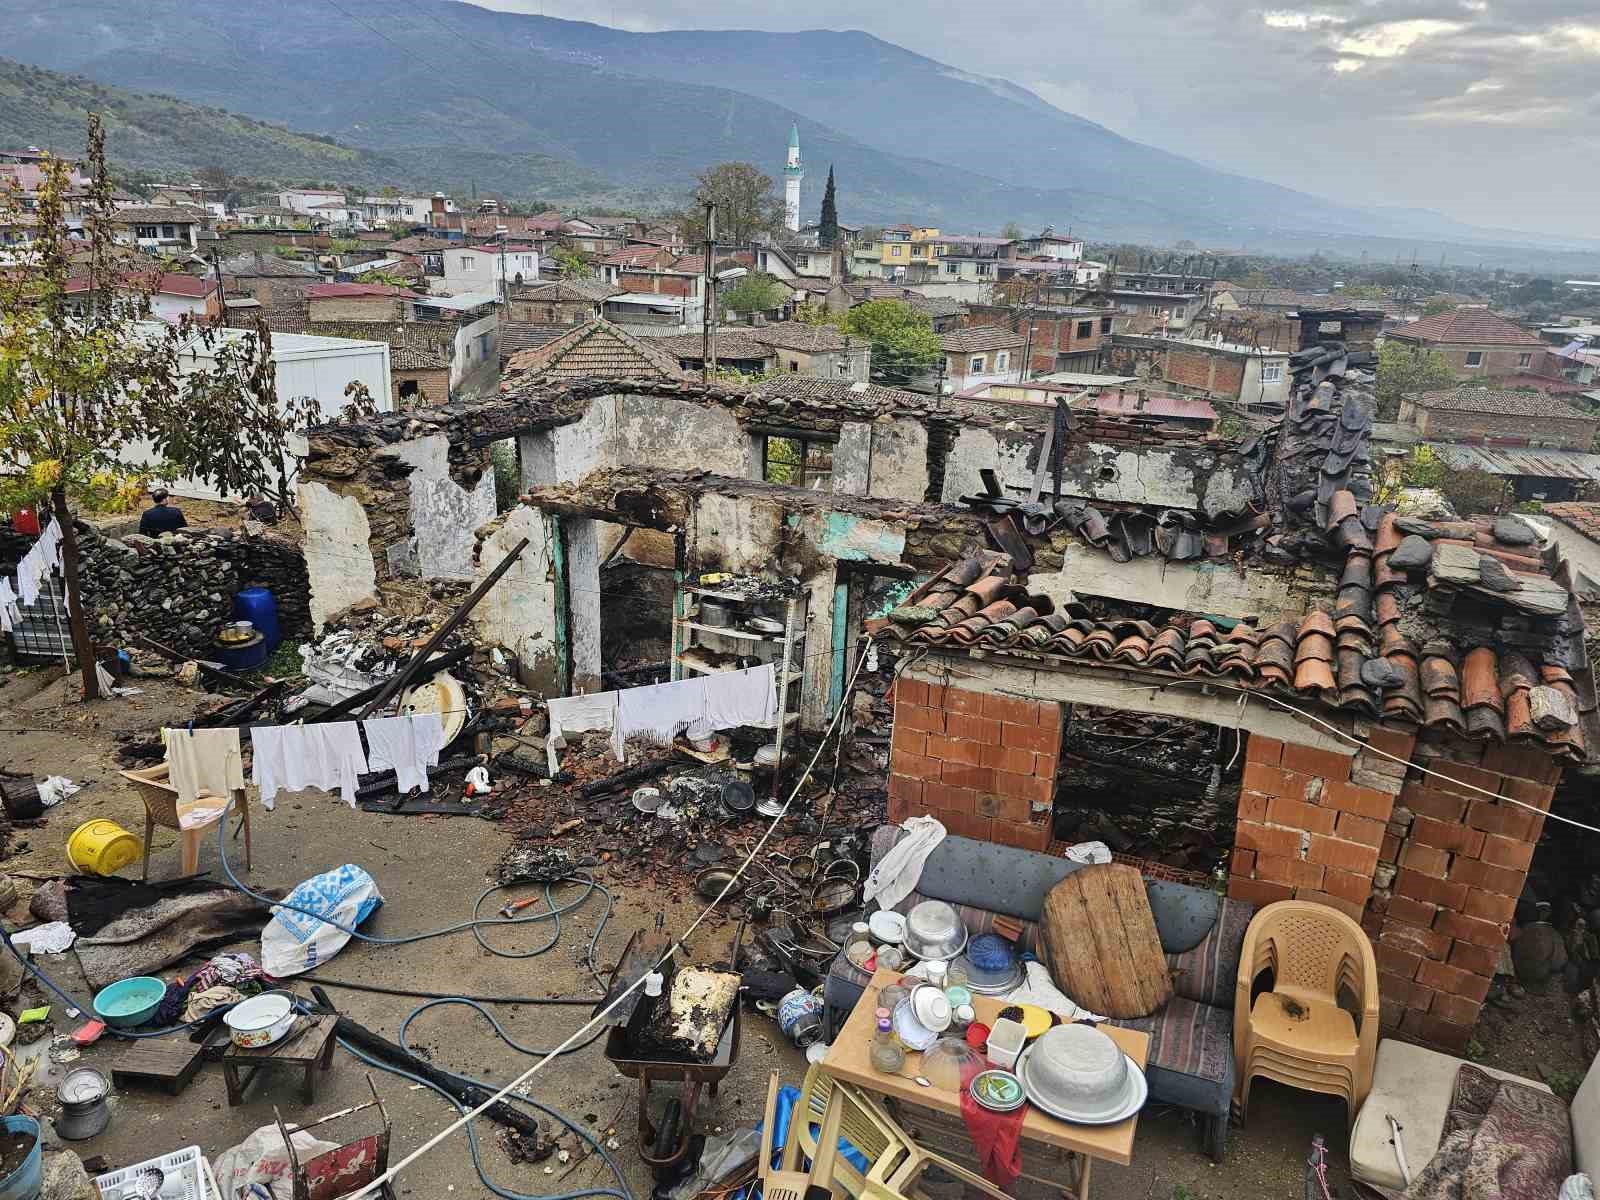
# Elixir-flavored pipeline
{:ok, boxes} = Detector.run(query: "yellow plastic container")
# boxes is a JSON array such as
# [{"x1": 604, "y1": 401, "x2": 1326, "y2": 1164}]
[{"x1": 65, "y1": 819, "x2": 143, "y2": 876}]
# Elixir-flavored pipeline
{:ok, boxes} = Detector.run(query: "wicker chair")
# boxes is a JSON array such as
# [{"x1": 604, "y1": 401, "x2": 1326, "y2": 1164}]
[{"x1": 1232, "y1": 899, "x2": 1379, "y2": 1124}]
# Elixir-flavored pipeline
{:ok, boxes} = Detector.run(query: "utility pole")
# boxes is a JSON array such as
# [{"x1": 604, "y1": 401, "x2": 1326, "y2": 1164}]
[
  {"x1": 497, "y1": 224, "x2": 509, "y2": 311},
  {"x1": 701, "y1": 201, "x2": 717, "y2": 383}
]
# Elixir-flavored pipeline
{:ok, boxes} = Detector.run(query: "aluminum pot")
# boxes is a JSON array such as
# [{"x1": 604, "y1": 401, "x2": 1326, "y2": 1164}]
[
  {"x1": 699, "y1": 599, "x2": 732, "y2": 628},
  {"x1": 224, "y1": 992, "x2": 295, "y2": 1049}
]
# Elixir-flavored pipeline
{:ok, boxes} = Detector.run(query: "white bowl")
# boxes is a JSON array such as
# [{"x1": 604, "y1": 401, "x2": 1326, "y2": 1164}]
[
  {"x1": 892, "y1": 999, "x2": 938, "y2": 1051},
  {"x1": 1017, "y1": 1025, "x2": 1136, "y2": 1122},
  {"x1": 224, "y1": 992, "x2": 295, "y2": 1049},
  {"x1": 909, "y1": 984, "x2": 951, "y2": 1033},
  {"x1": 868, "y1": 911, "x2": 907, "y2": 944}
]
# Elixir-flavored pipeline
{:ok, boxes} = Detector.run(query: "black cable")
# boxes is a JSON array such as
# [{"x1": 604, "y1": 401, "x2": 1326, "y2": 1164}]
[{"x1": 296, "y1": 971, "x2": 603, "y2": 1006}]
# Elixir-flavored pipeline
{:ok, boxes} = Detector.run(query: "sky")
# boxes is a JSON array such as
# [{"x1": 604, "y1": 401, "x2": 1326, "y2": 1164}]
[{"x1": 455, "y1": 0, "x2": 1600, "y2": 238}]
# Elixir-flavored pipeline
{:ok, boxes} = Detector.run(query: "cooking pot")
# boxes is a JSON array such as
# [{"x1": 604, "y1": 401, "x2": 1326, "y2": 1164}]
[{"x1": 224, "y1": 991, "x2": 296, "y2": 1049}]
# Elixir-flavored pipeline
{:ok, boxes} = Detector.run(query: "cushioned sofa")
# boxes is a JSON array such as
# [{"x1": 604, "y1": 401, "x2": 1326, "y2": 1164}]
[{"x1": 824, "y1": 828, "x2": 1254, "y2": 1161}]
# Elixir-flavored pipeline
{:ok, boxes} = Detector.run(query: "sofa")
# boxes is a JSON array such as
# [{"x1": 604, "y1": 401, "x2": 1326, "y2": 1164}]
[{"x1": 824, "y1": 828, "x2": 1254, "y2": 1161}]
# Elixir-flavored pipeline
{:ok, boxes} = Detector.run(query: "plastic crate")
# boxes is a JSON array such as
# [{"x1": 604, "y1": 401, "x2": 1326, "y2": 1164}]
[{"x1": 94, "y1": 1145, "x2": 216, "y2": 1200}]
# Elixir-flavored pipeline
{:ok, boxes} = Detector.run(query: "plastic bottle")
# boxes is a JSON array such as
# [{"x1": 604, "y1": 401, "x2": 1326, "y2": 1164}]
[{"x1": 870, "y1": 1013, "x2": 905, "y2": 1074}]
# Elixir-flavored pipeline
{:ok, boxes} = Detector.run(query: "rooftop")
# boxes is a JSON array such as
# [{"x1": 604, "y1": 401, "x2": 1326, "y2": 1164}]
[
  {"x1": 745, "y1": 321, "x2": 851, "y2": 353},
  {"x1": 306, "y1": 283, "x2": 418, "y2": 299},
  {"x1": 940, "y1": 325, "x2": 1026, "y2": 353},
  {"x1": 1390, "y1": 309, "x2": 1543, "y2": 347},
  {"x1": 655, "y1": 330, "x2": 778, "y2": 361},
  {"x1": 501, "y1": 318, "x2": 685, "y2": 382},
  {"x1": 65, "y1": 271, "x2": 215, "y2": 298},
  {"x1": 1404, "y1": 387, "x2": 1590, "y2": 419},
  {"x1": 112, "y1": 205, "x2": 205, "y2": 224}
]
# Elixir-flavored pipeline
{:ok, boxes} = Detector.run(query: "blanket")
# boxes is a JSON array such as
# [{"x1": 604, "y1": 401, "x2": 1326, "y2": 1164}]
[
  {"x1": 74, "y1": 885, "x2": 281, "y2": 990},
  {"x1": 1402, "y1": 1064, "x2": 1572, "y2": 1200}
]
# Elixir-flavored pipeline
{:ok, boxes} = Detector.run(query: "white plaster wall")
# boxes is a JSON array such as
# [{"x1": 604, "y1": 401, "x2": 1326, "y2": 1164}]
[
  {"x1": 941, "y1": 426, "x2": 1004, "y2": 506},
  {"x1": 300, "y1": 481, "x2": 377, "y2": 630},
  {"x1": 1030, "y1": 546, "x2": 1302, "y2": 621},
  {"x1": 615, "y1": 395, "x2": 751, "y2": 476},
  {"x1": 391, "y1": 434, "x2": 497, "y2": 580},
  {"x1": 468, "y1": 507, "x2": 561, "y2": 691},
  {"x1": 834, "y1": 423, "x2": 872, "y2": 494},
  {"x1": 689, "y1": 493, "x2": 786, "y2": 572},
  {"x1": 564, "y1": 518, "x2": 604, "y2": 693},
  {"x1": 867, "y1": 418, "x2": 930, "y2": 500}
]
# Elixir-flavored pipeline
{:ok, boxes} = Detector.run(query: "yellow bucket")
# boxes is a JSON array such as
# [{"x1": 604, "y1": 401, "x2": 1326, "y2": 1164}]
[{"x1": 65, "y1": 819, "x2": 143, "y2": 876}]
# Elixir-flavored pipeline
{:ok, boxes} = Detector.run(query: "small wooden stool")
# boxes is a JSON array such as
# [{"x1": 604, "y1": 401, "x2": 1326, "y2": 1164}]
[{"x1": 223, "y1": 1014, "x2": 338, "y2": 1107}]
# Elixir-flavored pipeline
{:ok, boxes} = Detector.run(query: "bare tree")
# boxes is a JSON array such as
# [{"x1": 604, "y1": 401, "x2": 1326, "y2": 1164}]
[{"x1": 676, "y1": 162, "x2": 786, "y2": 245}]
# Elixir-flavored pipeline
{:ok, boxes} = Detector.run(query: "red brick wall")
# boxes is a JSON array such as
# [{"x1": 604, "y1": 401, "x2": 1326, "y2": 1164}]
[
  {"x1": 888, "y1": 679, "x2": 1060, "y2": 851},
  {"x1": 1228, "y1": 728, "x2": 1409, "y2": 916},
  {"x1": 1165, "y1": 348, "x2": 1246, "y2": 397},
  {"x1": 619, "y1": 272, "x2": 692, "y2": 297},
  {"x1": 1368, "y1": 737, "x2": 1554, "y2": 1052}
]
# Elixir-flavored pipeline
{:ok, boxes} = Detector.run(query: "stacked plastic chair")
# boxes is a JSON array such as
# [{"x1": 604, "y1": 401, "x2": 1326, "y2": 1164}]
[{"x1": 1232, "y1": 900, "x2": 1380, "y2": 1125}]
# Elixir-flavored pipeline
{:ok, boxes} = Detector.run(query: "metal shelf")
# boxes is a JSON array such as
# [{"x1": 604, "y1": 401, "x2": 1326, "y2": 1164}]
[{"x1": 678, "y1": 620, "x2": 802, "y2": 644}]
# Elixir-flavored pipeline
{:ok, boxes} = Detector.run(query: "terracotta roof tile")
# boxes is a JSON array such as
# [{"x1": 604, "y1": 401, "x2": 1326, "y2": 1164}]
[
  {"x1": 1390, "y1": 309, "x2": 1543, "y2": 347},
  {"x1": 1460, "y1": 647, "x2": 1502, "y2": 713}
]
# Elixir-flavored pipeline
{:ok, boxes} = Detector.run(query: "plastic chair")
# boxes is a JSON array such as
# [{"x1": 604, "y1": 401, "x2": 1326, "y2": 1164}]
[
  {"x1": 833, "y1": 1081, "x2": 1013, "y2": 1200},
  {"x1": 119, "y1": 764, "x2": 251, "y2": 880},
  {"x1": 791, "y1": 1065, "x2": 900, "y2": 1198},
  {"x1": 760, "y1": 1071, "x2": 817, "y2": 1200},
  {"x1": 1232, "y1": 899, "x2": 1379, "y2": 1123}
]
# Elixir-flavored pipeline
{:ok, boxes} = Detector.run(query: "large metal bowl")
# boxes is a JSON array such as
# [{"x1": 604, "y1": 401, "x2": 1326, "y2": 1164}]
[
  {"x1": 902, "y1": 899, "x2": 968, "y2": 962},
  {"x1": 1017, "y1": 1024, "x2": 1138, "y2": 1123}
]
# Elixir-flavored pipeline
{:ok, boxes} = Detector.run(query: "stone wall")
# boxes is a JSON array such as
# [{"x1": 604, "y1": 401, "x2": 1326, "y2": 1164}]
[
  {"x1": 1408, "y1": 405, "x2": 1596, "y2": 449},
  {"x1": 73, "y1": 522, "x2": 311, "y2": 655}
]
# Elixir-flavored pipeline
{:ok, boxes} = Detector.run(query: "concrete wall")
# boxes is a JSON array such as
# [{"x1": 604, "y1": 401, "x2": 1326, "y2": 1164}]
[
  {"x1": 450, "y1": 313, "x2": 500, "y2": 397},
  {"x1": 301, "y1": 481, "x2": 377, "y2": 629},
  {"x1": 468, "y1": 507, "x2": 562, "y2": 692},
  {"x1": 1405, "y1": 404, "x2": 1596, "y2": 449},
  {"x1": 387, "y1": 434, "x2": 497, "y2": 580},
  {"x1": 865, "y1": 418, "x2": 930, "y2": 500}
]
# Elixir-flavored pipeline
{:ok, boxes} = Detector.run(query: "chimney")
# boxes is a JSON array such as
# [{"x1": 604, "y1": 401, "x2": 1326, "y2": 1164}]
[{"x1": 1137, "y1": 388, "x2": 1148, "y2": 413}]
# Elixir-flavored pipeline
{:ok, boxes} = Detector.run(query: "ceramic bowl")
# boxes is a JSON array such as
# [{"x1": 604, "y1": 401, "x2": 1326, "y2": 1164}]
[
  {"x1": 225, "y1": 992, "x2": 295, "y2": 1049},
  {"x1": 891, "y1": 999, "x2": 939, "y2": 1051},
  {"x1": 1016, "y1": 1024, "x2": 1136, "y2": 1123},
  {"x1": 868, "y1": 910, "x2": 907, "y2": 944},
  {"x1": 903, "y1": 900, "x2": 968, "y2": 962},
  {"x1": 909, "y1": 983, "x2": 952, "y2": 1033}
]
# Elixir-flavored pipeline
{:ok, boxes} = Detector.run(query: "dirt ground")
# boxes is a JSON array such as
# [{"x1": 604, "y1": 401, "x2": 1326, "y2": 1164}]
[{"x1": 0, "y1": 668, "x2": 1583, "y2": 1200}]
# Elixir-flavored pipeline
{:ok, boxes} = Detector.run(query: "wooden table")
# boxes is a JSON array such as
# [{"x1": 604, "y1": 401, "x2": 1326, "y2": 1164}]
[
  {"x1": 223, "y1": 1014, "x2": 339, "y2": 1107},
  {"x1": 823, "y1": 969, "x2": 1150, "y2": 1200}
]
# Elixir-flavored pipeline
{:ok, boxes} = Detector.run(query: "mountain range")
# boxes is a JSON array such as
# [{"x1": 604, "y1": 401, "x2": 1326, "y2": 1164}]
[{"x1": 3, "y1": 0, "x2": 1597, "y2": 262}]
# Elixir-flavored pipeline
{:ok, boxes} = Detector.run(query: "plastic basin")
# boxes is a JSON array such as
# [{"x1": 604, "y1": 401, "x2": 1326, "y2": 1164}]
[
  {"x1": 93, "y1": 976, "x2": 167, "y2": 1028},
  {"x1": 0, "y1": 1115, "x2": 42, "y2": 1200},
  {"x1": 65, "y1": 819, "x2": 143, "y2": 876}
]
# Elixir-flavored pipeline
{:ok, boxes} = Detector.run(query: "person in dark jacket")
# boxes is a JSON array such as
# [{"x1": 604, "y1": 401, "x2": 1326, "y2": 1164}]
[{"x1": 138, "y1": 489, "x2": 187, "y2": 536}]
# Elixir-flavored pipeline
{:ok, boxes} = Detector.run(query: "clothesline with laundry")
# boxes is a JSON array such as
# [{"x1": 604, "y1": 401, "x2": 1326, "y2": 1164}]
[{"x1": 1, "y1": 516, "x2": 71, "y2": 632}]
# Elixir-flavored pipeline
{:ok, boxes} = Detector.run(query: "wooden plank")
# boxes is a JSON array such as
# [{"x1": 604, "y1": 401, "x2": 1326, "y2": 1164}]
[
  {"x1": 1039, "y1": 863, "x2": 1172, "y2": 1019},
  {"x1": 822, "y1": 969, "x2": 1148, "y2": 1167}
]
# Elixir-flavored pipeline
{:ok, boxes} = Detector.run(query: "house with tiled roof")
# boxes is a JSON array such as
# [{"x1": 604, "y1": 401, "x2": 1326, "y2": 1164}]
[
  {"x1": 746, "y1": 321, "x2": 870, "y2": 382},
  {"x1": 940, "y1": 325, "x2": 1024, "y2": 393},
  {"x1": 306, "y1": 282, "x2": 420, "y2": 323},
  {"x1": 1399, "y1": 388, "x2": 1598, "y2": 447},
  {"x1": 506, "y1": 278, "x2": 620, "y2": 326},
  {"x1": 499, "y1": 318, "x2": 684, "y2": 383},
  {"x1": 655, "y1": 330, "x2": 778, "y2": 377},
  {"x1": 1387, "y1": 309, "x2": 1546, "y2": 381},
  {"x1": 64, "y1": 271, "x2": 221, "y2": 323},
  {"x1": 110, "y1": 205, "x2": 205, "y2": 252}
]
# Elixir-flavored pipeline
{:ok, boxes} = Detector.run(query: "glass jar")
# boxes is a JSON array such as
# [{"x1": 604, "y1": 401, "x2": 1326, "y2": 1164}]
[
  {"x1": 870, "y1": 1014, "x2": 906, "y2": 1074},
  {"x1": 925, "y1": 959, "x2": 948, "y2": 989}
]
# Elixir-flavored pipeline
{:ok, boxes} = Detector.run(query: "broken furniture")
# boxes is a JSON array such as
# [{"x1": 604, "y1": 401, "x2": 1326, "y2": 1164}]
[
  {"x1": 825, "y1": 826, "x2": 1255, "y2": 1161},
  {"x1": 118, "y1": 763, "x2": 252, "y2": 880},
  {"x1": 825, "y1": 969, "x2": 1148, "y2": 1200},
  {"x1": 1038, "y1": 862, "x2": 1173, "y2": 1019},
  {"x1": 1232, "y1": 900, "x2": 1379, "y2": 1124},
  {"x1": 274, "y1": 1077, "x2": 397, "y2": 1200},
  {"x1": 1349, "y1": 1041, "x2": 1597, "y2": 1192},
  {"x1": 224, "y1": 1014, "x2": 339, "y2": 1107},
  {"x1": 760, "y1": 1069, "x2": 839, "y2": 1200}
]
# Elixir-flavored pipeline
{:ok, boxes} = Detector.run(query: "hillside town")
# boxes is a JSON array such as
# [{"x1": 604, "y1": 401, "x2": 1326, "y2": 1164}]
[{"x1": 1, "y1": 112, "x2": 1599, "y2": 1200}]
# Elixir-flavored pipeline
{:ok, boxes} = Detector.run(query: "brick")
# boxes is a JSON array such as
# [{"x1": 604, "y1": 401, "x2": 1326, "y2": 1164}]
[
  {"x1": 1463, "y1": 888, "x2": 1518, "y2": 924},
  {"x1": 1296, "y1": 890, "x2": 1365, "y2": 922},
  {"x1": 1430, "y1": 760, "x2": 1505, "y2": 801},
  {"x1": 1394, "y1": 869, "x2": 1469, "y2": 910},
  {"x1": 1482, "y1": 742, "x2": 1561, "y2": 786},
  {"x1": 1036, "y1": 702, "x2": 1063, "y2": 736},
  {"x1": 1266, "y1": 795, "x2": 1337, "y2": 835},
  {"x1": 981, "y1": 692, "x2": 1039, "y2": 726},
  {"x1": 1367, "y1": 725, "x2": 1417, "y2": 761},
  {"x1": 1255, "y1": 853, "x2": 1325, "y2": 890},
  {"x1": 1386, "y1": 894, "x2": 1439, "y2": 928},
  {"x1": 1415, "y1": 958, "x2": 1476, "y2": 994},
  {"x1": 1001, "y1": 721, "x2": 1059, "y2": 755},
  {"x1": 1336, "y1": 811, "x2": 1387, "y2": 848},
  {"x1": 899, "y1": 704, "x2": 944, "y2": 735},
  {"x1": 941, "y1": 761, "x2": 995, "y2": 791},
  {"x1": 1448, "y1": 939, "x2": 1500, "y2": 976},
  {"x1": 1242, "y1": 761, "x2": 1299, "y2": 798},
  {"x1": 1419, "y1": 1014, "x2": 1475, "y2": 1053},
  {"x1": 1321, "y1": 867, "x2": 1373, "y2": 906},
  {"x1": 1238, "y1": 790, "x2": 1271, "y2": 823},
  {"x1": 978, "y1": 743, "x2": 1036, "y2": 775},
  {"x1": 1282, "y1": 743, "x2": 1355, "y2": 781},
  {"x1": 1231, "y1": 848, "x2": 1257, "y2": 876},
  {"x1": 1356, "y1": 749, "x2": 1410, "y2": 780},
  {"x1": 1374, "y1": 941, "x2": 1423, "y2": 979},
  {"x1": 975, "y1": 791, "x2": 1029, "y2": 824},
  {"x1": 890, "y1": 748, "x2": 943, "y2": 781},
  {"x1": 1401, "y1": 786, "x2": 1471, "y2": 824},
  {"x1": 1378, "y1": 969, "x2": 1426, "y2": 1009},
  {"x1": 923, "y1": 733, "x2": 958, "y2": 762},
  {"x1": 1381, "y1": 833, "x2": 1403, "y2": 862},
  {"x1": 1448, "y1": 857, "x2": 1525, "y2": 898},
  {"x1": 991, "y1": 819, "x2": 1050, "y2": 852},
  {"x1": 945, "y1": 712, "x2": 1001, "y2": 745},
  {"x1": 1351, "y1": 767, "x2": 1405, "y2": 796},
  {"x1": 1308, "y1": 834, "x2": 1379, "y2": 876},
  {"x1": 1411, "y1": 815, "x2": 1486, "y2": 856},
  {"x1": 1399, "y1": 843, "x2": 1452, "y2": 878},
  {"x1": 1479, "y1": 833, "x2": 1535, "y2": 871},
  {"x1": 891, "y1": 726, "x2": 928, "y2": 758},
  {"x1": 992, "y1": 769, "x2": 1053, "y2": 805},
  {"x1": 1228, "y1": 875, "x2": 1294, "y2": 906},
  {"x1": 1380, "y1": 996, "x2": 1405, "y2": 1031},
  {"x1": 942, "y1": 687, "x2": 984, "y2": 715},
  {"x1": 1235, "y1": 820, "x2": 1303, "y2": 859},
  {"x1": 1433, "y1": 910, "x2": 1507, "y2": 948},
  {"x1": 1381, "y1": 920, "x2": 1452, "y2": 961},
  {"x1": 924, "y1": 781, "x2": 978, "y2": 814},
  {"x1": 1464, "y1": 799, "x2": 1540, "y2": 841},
  {"x1": 1325, "y1": 780, "x2": 1396, "y2": 821},
  {"x1": 895, "y1": 678, "x2": 929, "y2": 707},
  {"x1": 1500, "y1": 778, "x2": 1556, "y2": 811},
  {"x1": 1428, "y1": 992, "x2": 1484, "y2": 1028},
  {"x1": 1247, "y1": 734, "x2": 1285, "y2": 765},
  {"x1": 1405, "y1": 984, "x2": 1440, "y2": 1016}
]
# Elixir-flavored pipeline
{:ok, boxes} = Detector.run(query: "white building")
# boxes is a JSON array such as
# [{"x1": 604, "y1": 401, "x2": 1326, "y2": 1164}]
[
  {"x1": 411, "y1": 293, "x2": 501, "y2": 397},
  {"x1": 443, "y1": 243, "x2": 541, "y2": 296},
  {"x1": 783, "y1": 124, "x2": 803, "y2": 234},
  {"x1": 307, "y1": 199, "x2": 361, "y2": 226},
  {"x1": 360, "y1": 195, "x2": 434, "y2": 227},
  {"x1": 124, "y1": 327, "x2": 392, "y2": 501}
]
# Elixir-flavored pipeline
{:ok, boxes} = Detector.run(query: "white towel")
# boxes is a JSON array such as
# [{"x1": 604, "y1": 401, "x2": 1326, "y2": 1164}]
[
  {"x1": 363, "y1": 713, "x2": 447, "y2": 794},
  {"x1": 164, "y1": 727, "x2": 246, "y2": 829},
  {"x1": 251, "y1": 722, "x2": 370, "y2": 809},
  {"x1": 697, "y1": 663, "x2": 779, "y2": 735},
  {"x1": 546, "y1": 691, "x2": 619, "y2": 773},
  {"x1": 612, "y1": 675, "x2": 708, "y2": 761},
  {"x1": 863, "y1": 815, "x2": 947, "y2": 911}
]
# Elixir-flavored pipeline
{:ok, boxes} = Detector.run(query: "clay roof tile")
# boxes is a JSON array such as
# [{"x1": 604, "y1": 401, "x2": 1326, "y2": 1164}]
[
  {"x1": 1294, "y1": 657, "x2": 1337, "y2": 695},
  {"x1": 1461, "y1": 647, "x2": 1501, "y2": 712},
  {"x1": 1424, "y1": 695, "x2": 1467, "y2": 735},
  {"x1": 1298, "y1": 611, "x2": 1336, "y2": 641},
  {"x1": 1376, "y1": 512, "x2": 1402, "y2": 556},
  {"x1": 1326, "y1": 490, "x2": 1359, "y2": 530},
  {"x1": 1420, "y1": 655, "x2": 1460, "y2": 700},
  {"x1": 1112, "y1": 634, "x2": 1151, "y2": 664}
]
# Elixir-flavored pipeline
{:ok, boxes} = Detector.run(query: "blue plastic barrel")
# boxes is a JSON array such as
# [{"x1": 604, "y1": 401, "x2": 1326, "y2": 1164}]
[
  {"x1": 0, "y1": 1115, "x2": 42, "y2": 1200},
  {"x1": 232, "y1": 587, "x2": 281, "y2": 652}
]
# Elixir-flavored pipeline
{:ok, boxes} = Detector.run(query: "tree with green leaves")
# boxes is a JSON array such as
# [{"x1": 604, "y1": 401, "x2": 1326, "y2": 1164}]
[
  {"x1": 802, "y1": 299, "x2": 941, "y2": 386},
  {"x1": 675, "y1": 162, "x2": 786, "y2": 246},
  {"x1": 549, "y1": 245, "x2": 589, "y2": 279},
  {"x1": 722, "y1": 271, "x2": 786, "y2": 315},
  {"x1": 1001, "y1": 221, "x2": 1024, "y2": 241},
  {"x1": 1376, "y1": 341, "x2": 1457, "y2": 421},
  {"x1": 1422, "y1": 299, "x2": 1455, "y2": 316},
  {"x1": 819, "y1": 166, "x2": 838, "y2": 248}
]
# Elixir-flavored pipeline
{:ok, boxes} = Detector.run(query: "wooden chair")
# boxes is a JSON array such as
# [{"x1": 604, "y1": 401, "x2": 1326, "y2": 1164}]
[
  {"x1": 1232, "y1": 899, "x2": 1379, "y2": 1124},
  {"x1": 118, "y1": 763, "x2": 251, "y2": 880}
]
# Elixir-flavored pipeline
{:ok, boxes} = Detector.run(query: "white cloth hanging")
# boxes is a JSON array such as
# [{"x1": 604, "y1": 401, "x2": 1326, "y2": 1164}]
[
  {"x1": 164, "y1": 728, "x2": 246, "y2": 829},
  {"x1": 699, "y1": 664, "x2": 779, "y2": 732},
  {"x1": 612, "y1": 675, "x2": 709, "y2": 760},
  {"x1": 863, "y1": 815, "x2": 947, "y2": 911},
  {"x1": 0, "y1": 578, "x2": 17, "y2": 632},
  {"x1": 251, "y1": 722, "x2": 370, "y2": 809},
  {"x1": 363, "y1": 713, "x2": 448, "y2": 794},
  {"x1": 545, "y1": 691, "x2": 619, "y2": 774}
]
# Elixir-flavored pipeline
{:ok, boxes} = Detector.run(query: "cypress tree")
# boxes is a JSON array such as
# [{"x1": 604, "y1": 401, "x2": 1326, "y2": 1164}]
[{"x1": 819, "y1": 166, "x2": 838, "y2": 248}]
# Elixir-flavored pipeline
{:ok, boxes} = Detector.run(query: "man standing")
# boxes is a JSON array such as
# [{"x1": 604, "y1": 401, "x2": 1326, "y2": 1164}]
[{"x1": 138, "y1": 489, "x2": 187, "y2": 536}]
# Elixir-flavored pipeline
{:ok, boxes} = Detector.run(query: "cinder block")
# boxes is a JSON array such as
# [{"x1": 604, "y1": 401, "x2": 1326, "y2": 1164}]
[
  {"x1": 1447, "y1": 856, "x2": 1526, "y2": 898},
  {"x1": 1410, "y1": 815, "x2": 1486, "y2": 857}
]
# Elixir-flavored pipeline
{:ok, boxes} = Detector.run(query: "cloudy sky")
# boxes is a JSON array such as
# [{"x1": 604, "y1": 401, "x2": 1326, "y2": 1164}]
[{"x1": 457, "y1": 1, "x2": 1599, "y2": 237}]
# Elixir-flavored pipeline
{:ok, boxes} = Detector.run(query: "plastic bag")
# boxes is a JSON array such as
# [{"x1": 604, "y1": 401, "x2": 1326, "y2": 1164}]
[
  {"x1": 36, "y1": 776, "x2": 80, "y2": 807},
  {"x1": 212, "y1": 1123, "x2": 339, "y2": 1200},
  {"x1": 261, "y1": 864, "x2": 383, "y2": 977}
]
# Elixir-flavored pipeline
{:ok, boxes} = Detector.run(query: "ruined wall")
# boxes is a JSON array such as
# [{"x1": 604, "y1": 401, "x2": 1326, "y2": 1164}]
[
  {"x1": 865, "y1": 419, "x2": 930, "y2": 500},
  {"x1": 300, "y1": 482, "x2": 376, "y2": 629},
  {"x1": 387, "y1": 435, "x2": 496, "y2": 580},
  {"x1": 1409, "y1": 405, "x2": 1595, "y2": 449},
  {"x1": 1028, "y1": 545, "x2": 1305, "y2": 621},
  {"x1": 470, "y1": 507, "x2": 561, "y2": 691}
]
